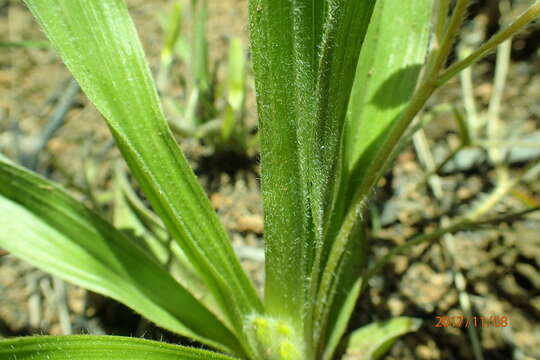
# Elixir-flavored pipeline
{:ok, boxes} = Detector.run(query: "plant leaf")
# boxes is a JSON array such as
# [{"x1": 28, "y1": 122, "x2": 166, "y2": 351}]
[
  {"x1": 114, "y1": 166, "x2": 219, "y2": 317},
  {"x1": 226, "y1": 37, "x2": 246, "y2": 112},
  {"x1": 320, "y1": 231, "x2": 365, "y2": 360},
  {"x1": 313, "y1": 0, "x2": 433, "y2": 352},
  {"x1": 0, "y1": 335, "x2": 237, "y2": 360},
  {"x1": 311, "y1": 0, "x2": 377, "y2": 244},
  {"x1": 193, "y1": 0, "x2": 210, "y2": 96},
  {"x1": 0, "y1": 157, "x2": 242, "y2": 355},
  {"x1": 249, "y1": 0, "x2": 323, "y2": 330},
  {"x1": 341, "y1": 317, "x2": 421, "y2": 360},
  {"x1": 161, "y1": 0, "x2": 183, "y2": 66},
  {"x1": 113, "y1": 168, "x2": 169, "y2": 264},
  {"x1": 343, "y1": 0, "x2": 433, "y2": 206},
  {"x1": 23, "y1": 0, "x2": 262, "y2": 338},
  {"x1": 249, "y1": 0, "x2": 376, "y2": 339}
]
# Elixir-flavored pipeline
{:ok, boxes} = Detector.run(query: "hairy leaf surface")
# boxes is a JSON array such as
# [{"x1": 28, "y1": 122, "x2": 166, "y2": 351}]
[{"x1": 249, "y1": 2, "x2": 376, "y2": 343}]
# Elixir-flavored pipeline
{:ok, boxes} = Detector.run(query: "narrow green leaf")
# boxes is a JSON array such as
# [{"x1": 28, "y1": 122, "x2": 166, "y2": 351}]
[
  {"x1": 322, "y1": 279, "x2": 361, "y2": 360},
  {"x1": 161, "y1": 0, "x2": 183, "y2": 66},
  {"x1": 249, "y1": 0, "x2": 322, "y2": 331},
  {"x1": 344, "y1": 0, "x2": 433, "y2": 204},
  {"x1": 226, "y1": 38, "x2": 246, "y2": 112},
  {"x1": 0, "y1": 40, "x2": 49, "y2": 49},
  {"x1": 452, "y1": 106, "x2": 473, "y2": 146},
  {"x1": 115, "y1": 166, "x2": 218, "y2": 317},
  {"x1": 311, "y1": 0, "x2": 377, "y2": 244},
  {"x1": 308, "y1": 4, "x2": 377, "y2": 348},
  {"x1": 0, "y1": 336, "x2": 237, "y2": 360},
  {"x1": 23, "y1": 0, "x2": 262, "y2": 338},
  {"x1": 313, "y1": 0, "x2": 432, "y2": 352},
  {"x1": 249, "y1": 2, "x2": 376, "y2": 343},
  {"x1": 0, "y1": 158, "x2": 242, "y2": 354},
  {"x1": 342, "y1": 317, "x2": 421, "y2": 360},
  {"x1": 221, "y1": 105, "x2": 237, "y2": 142},
  {"x1": 113, "y1": 167, "x2": 170, "y2": 264},
  {"x1": 115, "y1": 165, "x2": 168, "y2": 240},
  {"x1": 320, "y1": 230, "x2": 366, "y2": 360},
  {"x1": 157, "y1": 0, "x2": 183, "y2": 91},
  {"x1": 193, "y1": 0, "x2": 210, "y2": 95}
]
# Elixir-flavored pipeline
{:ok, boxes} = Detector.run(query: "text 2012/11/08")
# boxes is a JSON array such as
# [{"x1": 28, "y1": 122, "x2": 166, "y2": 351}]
[{"x1": 435, "y1": 316, "x2": 510, "y2": 328}]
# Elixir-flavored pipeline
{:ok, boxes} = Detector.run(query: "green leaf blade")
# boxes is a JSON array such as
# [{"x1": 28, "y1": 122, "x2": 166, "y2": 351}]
[
  {"x1": 249, "y1": 2, "x2": 377, "y2": 352},
  {"x1": 342, "y1": 317, "x2": 421, "y2": 360},
  {"x1": 0, "y1": 158, "x2": 242, "y2": 355},
  {"x1": 23, "y1": 0, "x2": 262, "y2": 337},
  {"x1": 313, "y1": 0, "x2": 431, "y2": 352},
  {"x1": 0, "y1": 336, "x2": 237, "y2": 360},
  {"x1": 311, "y1": 0, "x2": 377, "y2": 237},
  {"x1": 344, "y1": 0, "x2": 433, "y2": 202},
  {"x1": 249, "y1": 0, "x2": 320, "y2": 330}
]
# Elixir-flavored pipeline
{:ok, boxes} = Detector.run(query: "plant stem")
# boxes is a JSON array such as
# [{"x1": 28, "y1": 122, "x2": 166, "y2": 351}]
[
  {"x1": 417, "y1": 143, "x2": 467, "y2": 188},
  {"x1": 486, "y1": 37, "x2": 512, "y2": 166},
  {"x1": 429, "y1": 0, "x2": 471, "y2": 76},
  {"x1": 438, "y1": 2, "x2": 540, "y2": 86},
  {"x1": 459, "y1": 46, "x2": 480, "y2": 140},
  {"x1": 434, "y1": 0, "x2": 451, "y2": 44}
]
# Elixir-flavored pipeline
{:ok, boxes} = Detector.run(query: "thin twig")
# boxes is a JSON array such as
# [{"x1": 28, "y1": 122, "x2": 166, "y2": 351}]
[
  {"x1": 417, "y1": 143, "x2": 468, "y2": 189},
  {"x1": 362, "y1": 159, "x2": 540, "y2": 294},
  {"x1": 20, "y1": 79, "x2": 80, "y2": 170},
  {"x1": 487, "y1": 39, "x2": 512, "y2": 167},
  {"x1": 362, "y1": 203, "x2": 540, "y2": 295},
  {"x1": 438, "y1": 2, "x2": 540, "y2": 86},
  {"x1": 459, "y1": 46, "x2": 480, "y2": 139},
  {"x1": 53, "y1": 277, "x2": 72, "y2": 335},
  {"x1": 414, "y1": 127, "x2": 484, "y2": 360}
]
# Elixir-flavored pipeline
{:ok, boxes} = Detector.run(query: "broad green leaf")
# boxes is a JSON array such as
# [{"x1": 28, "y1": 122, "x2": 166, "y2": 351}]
[
  {"x1": 0, "y1": 335, "x2": 237, "y2": 360},
  {"x1": 342, "y1": 317, "x2": 421, "y2": 360},
  {"x1": 23, "y1": 0, "x2": 262, "y2": 339},
  {"x1": 249, "y1": 1, "x2": 376, "y2": 341},
  {"x1": 310, "y1": 0, "x2": 377, "y2": 245},
  {"x1": 308, "y1": 2, "x2": 377, "y2": 349},
  {"x1": 343, "y1": 0, "x2": 433, "y2": 205},
  {"x1": 0, "y1": 158, "x2": 242, "y2": 355}
]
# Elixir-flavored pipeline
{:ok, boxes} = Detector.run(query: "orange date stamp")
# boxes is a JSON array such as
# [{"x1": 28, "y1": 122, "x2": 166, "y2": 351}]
[{"x1": 435, "y1": 315, "x2": 511, "y2": 328}]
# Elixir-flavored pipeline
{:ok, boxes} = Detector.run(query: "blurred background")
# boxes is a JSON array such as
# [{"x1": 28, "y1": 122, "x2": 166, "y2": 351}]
[{"x1": 0, "y1": 0, "x2": 539, "y2": 359}]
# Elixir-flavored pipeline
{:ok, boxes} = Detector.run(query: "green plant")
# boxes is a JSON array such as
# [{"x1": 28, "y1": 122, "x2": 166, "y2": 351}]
[
  {"x1": 1, "y1": 1, "x2": 539, "y2": 359},
  {"x1": 158, "y1": 0, "x2": 251, "y2": 154}
]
